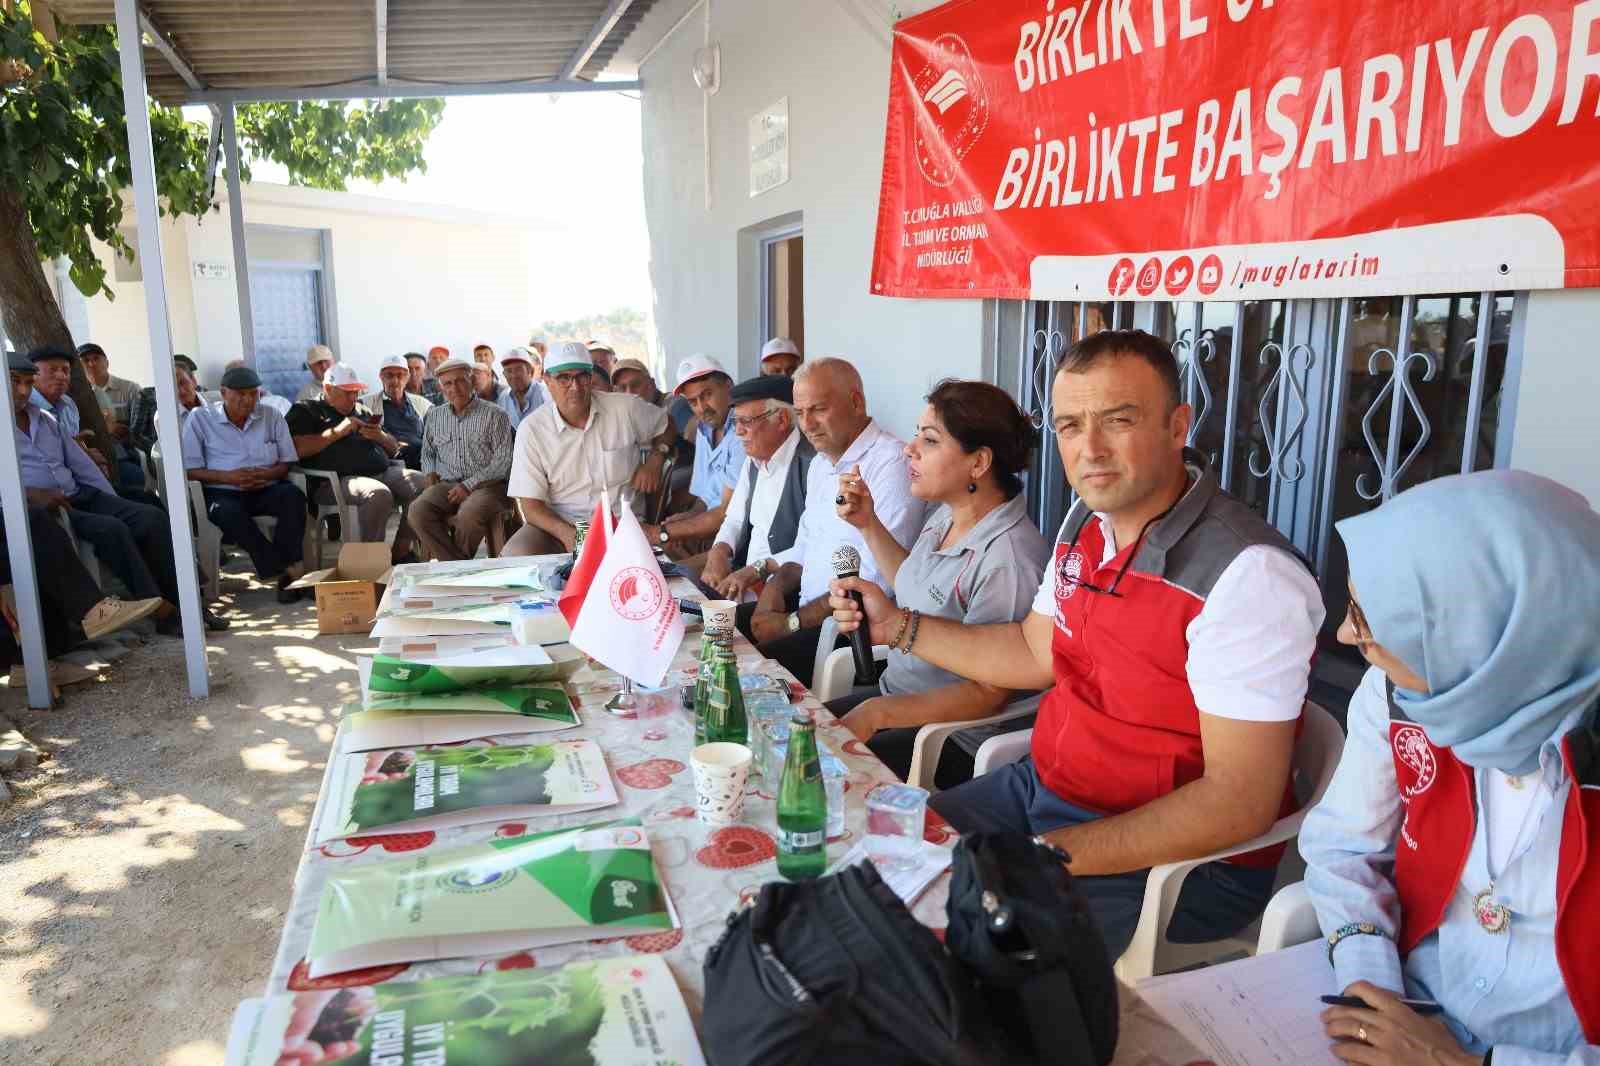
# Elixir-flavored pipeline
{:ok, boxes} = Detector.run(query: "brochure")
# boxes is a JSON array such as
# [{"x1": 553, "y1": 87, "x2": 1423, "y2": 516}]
[
  {"x1": 223, "y1": 955, "x2": 706, "y2": 1066},
  {"x1": 305, "y1": 819, "x2": 676, "y2": 978},
  {"x1": 376, "y1": 632, "x2": 518, "y2": 658},
  {"x1": 397, "y1": 561, "x2": 546, "y2": 595},
  {"x1": 340, "y1": 687, "x2": 581, "y2": 751},
  {"x1": 370, "y1": 596, "x2": 571, "y2": 643},
  {"x1": 358, "y1": 648, "x2": 591, "y2": 701},
  {"x1": 312, "y1": 739, "x2": 618, "y2": 845}
]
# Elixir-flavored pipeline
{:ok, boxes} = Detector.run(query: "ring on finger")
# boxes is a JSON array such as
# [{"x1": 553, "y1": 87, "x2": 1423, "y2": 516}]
[{"x1": 1357, "y1": 1025, "x2": 1369, "y2": 1043}]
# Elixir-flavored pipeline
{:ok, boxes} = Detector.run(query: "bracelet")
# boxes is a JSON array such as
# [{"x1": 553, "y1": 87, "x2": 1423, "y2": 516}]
[
  {"x1": 903, "y1": 609, "x2": 922, "y2": 654},
  {"x1": 888, "y1": 607, "x2": 911, "y2": 651},
  {"x1": 1325, "y1": 921, "x2": 1388, "y2": 966}
]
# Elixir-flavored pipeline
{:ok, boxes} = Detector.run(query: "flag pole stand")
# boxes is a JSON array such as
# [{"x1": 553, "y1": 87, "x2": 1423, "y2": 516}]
[{"x1": 605, "y1": 676, "x2": 638, "y2": 715}]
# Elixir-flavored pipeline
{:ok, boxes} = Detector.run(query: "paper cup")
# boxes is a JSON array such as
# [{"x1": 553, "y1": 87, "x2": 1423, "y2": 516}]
[
  {"x1": 691, "y1": 742, "x2": 753, "y2": 826},
  {"x1": 702, "y1": 599, "x2": 737, "y2": 633}
]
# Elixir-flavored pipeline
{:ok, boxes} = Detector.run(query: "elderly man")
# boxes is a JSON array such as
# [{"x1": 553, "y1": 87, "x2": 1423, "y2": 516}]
[
  {"x1": 585, "y1": 339, "x2": 617, "y2": 378},
  {"x1": 496, "y1": 348, "x2": 543, "y2": 427},
  {"x1": 127, "y1": 354, "x2": 199, "y2": 455},
  {"x1": 404, "y1": 352, "x2": 428, "y2": 396},
  {"x1": 78, "y1": 341, "x2": 146, "y2": 490},
  {"x1": 288, "y1": 363, "x2": 426, "y2": 565},
  {"x1": 701, "y1": 374, "x2": 816, "y2": 616},
  {"x1": 610, "y1": 359, "x2": 661, "y2": 404},
  {"x1": 503, "y1": 341, "x2": 676, "y2": 555},
  {"x1": 752, "y1": 357, "x2": 924, "y2": 686},
  {"x1": 295, "y1": 345, "x2": 337, "y2": 403},
  {"x1": 640, "y1": 355, "x2": 742, "y2": 561},
  {"x1": 472, "y1": 361, "x2": 502, "y2": 404},
  {"x1": 10, "y1": 351, "x2": 224, "y2": 632},
  {"x1": 831, "y1": 330, "x2": 1323, "y2": 959},
  {"x1": 421, "y1": 345, "x2": 449, "y2": 404},
  {"x1": 182, "y1": 364, "x2": 309, "y2": 603},
  {"x1": 408, "y1": 356, "x2": 514, "y2": 561},
  {"x1": 760, "y1": 337, "x2": 803, "y2": 377},
  {"x1": 365, "y1": 353, "x2": 432, "y2": 470}
]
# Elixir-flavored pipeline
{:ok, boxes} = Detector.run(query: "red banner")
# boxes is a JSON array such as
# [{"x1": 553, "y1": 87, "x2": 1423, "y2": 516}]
[{"x1": 871, "y1": 0, "x2": 1600, "y2": 300}]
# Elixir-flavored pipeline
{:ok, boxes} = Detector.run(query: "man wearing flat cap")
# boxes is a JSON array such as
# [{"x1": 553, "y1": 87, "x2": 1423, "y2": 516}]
[
  {"x1": 700, "y1": 374, "x2": 816, "y2": 635},
  {"x1": 182, "y1": 364, "x2": 309, "y2": 603},
  {"x1": 502, "y1": 341, "x2": 678, "y2": 555},
  {"x1": 408, "y1": 355, "x2": 515, "y2": 561}
]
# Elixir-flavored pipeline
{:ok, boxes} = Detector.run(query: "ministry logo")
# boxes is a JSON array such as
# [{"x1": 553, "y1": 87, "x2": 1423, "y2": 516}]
[
  {"x1": 910, "y1": 33, "x2": 989, "y2": 187},
  {"x1": 609, "y1": 566, "x2": 666, "y2": 622}
]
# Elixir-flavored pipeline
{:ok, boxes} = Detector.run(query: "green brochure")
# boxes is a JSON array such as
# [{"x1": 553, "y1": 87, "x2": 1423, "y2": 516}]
[
  {"x1": 306, "y1": 819, "x2": 675, "y2": 978},
  {"x1": 359, "y1": 650, "x2": 584, "y2": 703},
  {"x1": 223, "y1": 955, "x2": 706, "y2": 1066},
  {"x1": 312, "y1": 740, "x2": 618, "y2": 846},
  {"x1": 340, "y1": 689, "x2": 580, "y2": 752}
]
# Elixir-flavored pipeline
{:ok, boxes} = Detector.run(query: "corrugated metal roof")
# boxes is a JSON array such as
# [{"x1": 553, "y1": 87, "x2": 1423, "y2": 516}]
[{"x1": 50, "y1": 0, "x2": 656, "y2": 104}]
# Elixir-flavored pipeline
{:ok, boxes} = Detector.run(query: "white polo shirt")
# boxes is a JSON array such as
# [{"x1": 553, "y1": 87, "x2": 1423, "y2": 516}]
[{"x1": 508, "y1": 391, "x2": 669, "y2": 523}]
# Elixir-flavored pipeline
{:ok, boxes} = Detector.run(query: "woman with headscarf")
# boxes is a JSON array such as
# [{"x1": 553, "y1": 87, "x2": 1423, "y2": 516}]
[{"x1": 1301, "y1": 470, "x2": 1600, "y2": 1066}]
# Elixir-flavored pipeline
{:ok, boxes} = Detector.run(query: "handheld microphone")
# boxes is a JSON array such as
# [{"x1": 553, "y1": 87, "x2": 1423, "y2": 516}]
[{"x1": 831, "y1": 545, "x2": 877, "y2": 686}]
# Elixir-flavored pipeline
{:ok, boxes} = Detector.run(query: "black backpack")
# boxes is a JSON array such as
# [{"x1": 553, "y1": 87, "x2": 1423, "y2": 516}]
[{"x1": 701, "y1": 833, "x2": 1118, "y2": 1066}]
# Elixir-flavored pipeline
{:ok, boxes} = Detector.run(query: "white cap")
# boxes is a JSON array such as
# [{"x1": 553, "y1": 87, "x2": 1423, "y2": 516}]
[
  {"x1": 546, "y1": 341, "x2": 594, "y2": 374},
  {"x1": 500, "y1": 347, "x2": 535, "y2": 368},
  {"x1": 322, "y1": 363, "x2": 368, "y2": 390},
  {"x1": 377, "y1": 353, "x2": 409, "y2": 372},
  {"x1": 761, "y1": 337, "x2": 800, "y2": 361},
  {"x1": 306, "y1": 344, "x2": 335, "y2": 368},
  {"x1": 434, "y1": 356, "x2": 475, "y2": 376},
  {"x1": 674, "y1": 353, "x2": 728, "y2": 395},
  {"x1": 585, "y1": 337, "x2": 615, "y2": 354}
]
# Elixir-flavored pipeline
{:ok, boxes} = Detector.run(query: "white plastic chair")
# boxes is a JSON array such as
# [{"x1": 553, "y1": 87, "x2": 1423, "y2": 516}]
[
  {"x1": 157, "y1": 448, "x2": 290, "y2": 598},
  {"x1": 972, "y1": 701, "x2": 1346, "y2": 982},
  {"x1": 1256, "y1": 881, "x2": 1321, "y2": 954},
  {"x1": 292, "y1": 465, "x2": 362, "y2": 569}
]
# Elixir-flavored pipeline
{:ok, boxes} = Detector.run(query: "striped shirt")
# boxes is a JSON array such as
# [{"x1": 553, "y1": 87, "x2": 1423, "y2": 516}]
[{"x1": 421, "y1": 397, "x2": 513, "y2": 489}]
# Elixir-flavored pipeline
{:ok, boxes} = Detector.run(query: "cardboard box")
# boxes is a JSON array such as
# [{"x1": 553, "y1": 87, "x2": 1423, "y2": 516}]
[{"x1": 289, "y1": 543, "x2": 393, "y2": 635}]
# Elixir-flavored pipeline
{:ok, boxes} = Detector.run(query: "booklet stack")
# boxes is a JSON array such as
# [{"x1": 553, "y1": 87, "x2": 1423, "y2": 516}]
[
  {"x1": 372, "y1": 560, "x2": 571, "y2": 644},
  {"x1": 224, "y1": 954, "x2": 705, "y2": 1065}
]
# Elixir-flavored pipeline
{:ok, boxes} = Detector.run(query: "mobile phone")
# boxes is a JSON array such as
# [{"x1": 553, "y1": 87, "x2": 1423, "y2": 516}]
[
  {"x1": 1320, "y1": 994, "x2": 1443, "y2": 1015},
  {"x1": 677, "y1": 598, "x2": 704, "y2": 616}
]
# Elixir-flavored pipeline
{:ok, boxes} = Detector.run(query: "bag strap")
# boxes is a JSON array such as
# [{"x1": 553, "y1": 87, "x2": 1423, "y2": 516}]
[{"x1": 1016, "y1": 966, "x2": 1093, "y2": 1065}]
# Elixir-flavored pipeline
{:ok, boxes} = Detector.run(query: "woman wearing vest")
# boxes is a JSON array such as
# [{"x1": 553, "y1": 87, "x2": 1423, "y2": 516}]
[
  {"x1": 1302, "y1": 470, "x2": 1600, "y2": 1066},
  {"x1": 827, "y1": 379, "x2": 1050, "y2": 787}
]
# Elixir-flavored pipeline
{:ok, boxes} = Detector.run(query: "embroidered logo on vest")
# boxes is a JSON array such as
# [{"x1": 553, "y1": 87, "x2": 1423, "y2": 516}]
[
  {"x1": 1394, "y1": 725, "x2": 1437, "y2": 799},
  {"x1": 1056, "y1": 549, "x2": 1084, "y2": 602}
]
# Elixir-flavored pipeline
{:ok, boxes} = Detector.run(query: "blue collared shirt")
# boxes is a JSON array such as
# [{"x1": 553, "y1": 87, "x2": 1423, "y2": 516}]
[
  {"x1": 1301, "y1": 666, "x2": 1599, "y2": 1066},
  {"x1": 31, "y1": 389, "x2": 81, "y2": 437},
  {"x1": 496, "y1": 384, "x2": 544, "y2": 427},
  {"x1": 690, "y1": 413, "x2": 745, "y2": 508},
  {"x1": 180, "y1": 402, "x2": 298, "y2": 490},
  {"x1": 15, "y1": 405, "x2": 113, "y2": 497}
]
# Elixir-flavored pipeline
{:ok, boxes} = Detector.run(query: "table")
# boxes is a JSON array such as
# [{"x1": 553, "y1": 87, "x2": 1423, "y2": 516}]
[{"x1": 262, "y1": 560, "x2": 1206, "y2": 1065}]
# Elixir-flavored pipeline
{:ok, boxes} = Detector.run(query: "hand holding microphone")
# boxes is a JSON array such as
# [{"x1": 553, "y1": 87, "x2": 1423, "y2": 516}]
[{"x1": 831, "y1": 545, "x2": 879, "y2": 686}]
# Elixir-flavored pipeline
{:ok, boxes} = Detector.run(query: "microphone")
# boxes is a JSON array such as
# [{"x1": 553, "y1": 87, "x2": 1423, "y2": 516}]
[{"x1": 831, "y1": 545, "x2": 877, "y2": 686}]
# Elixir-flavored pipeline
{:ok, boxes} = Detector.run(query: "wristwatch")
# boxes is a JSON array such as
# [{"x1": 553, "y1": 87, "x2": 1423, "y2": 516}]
[
  {"x1": 759, "y1": 557, "x2": 777, "y2": 576},
  {"x1": 657, "y1": 528, "x2": 670, "y2": 545},
  {"x1": 651, "y1": 442, "x2": 673, "y2": 457},
  {"x1": 786, "y1": 611, "x2": 801, "y2": 634}
]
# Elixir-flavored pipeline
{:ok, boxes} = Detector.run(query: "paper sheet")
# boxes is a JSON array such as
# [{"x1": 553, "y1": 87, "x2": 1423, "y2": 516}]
[{"x1": 1137, "y1": 941, "x2": 1341, "y2": 1066}]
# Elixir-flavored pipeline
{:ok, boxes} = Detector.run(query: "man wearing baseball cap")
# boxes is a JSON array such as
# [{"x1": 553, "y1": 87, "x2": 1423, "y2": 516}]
[
  {"x1": 364, "y1": 353, "x2": 433, "y2": 470},
  {"x1": 421, "y1": 346, "x2": 449, "y2": 404},
  {"x1": 288, "y1": 363, "x2": 426, "y2": 564},
  {"x1": 585, "y1": 339, "x2": 617, "y2": 377},
  {"x1": 295, "y1": 345, "x2": 337, "y2": 403},
  {"x1": 638, "y1": 354, "x2": 743, "y2": 562},
  {"x1": 503, "y1": 341, "x2": 677, "y2": 556},
  {"x1": 409, "y1": 356, "x2": 514, "y2": 561},
  {"x1": 496, "y1": 348, "x2": 544, "y2": 428},
  {"x1": 760, "y1": 337, "x2": 803, "y2": 377},
  {"x1": 182, "y1": 364, "x2": 309, "y2": 602}
]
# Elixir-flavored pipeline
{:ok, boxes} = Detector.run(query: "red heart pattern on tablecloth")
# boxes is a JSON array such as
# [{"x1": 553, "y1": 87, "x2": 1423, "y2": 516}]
[
  {"x1": 625, "y1": 929, "x2": 684, "y2": 953},
  {"x1": 615, "y1": 758, "x2": 687, "y2": 790},
  {"x1": 923, "y1": 810, "x2": 956, "y2": 845},
  {"x1": 287, "y1": 959, "x2": 408, "y2": 990},
  {"x1": 493, "y1": 951, "x2": 539, "y2": 970},
  {"x1": 839, "y1": 739, "x2": 872, "y2": 757},
  {"x1": 695, "y1": 825, "x2": 776, "y2": 869},
  {"x1": 319, "y1": 830, "x2": 436, "y2": 858},
  {"x1": 496, "y1": 823, "x2": 527, "y2": 838}
]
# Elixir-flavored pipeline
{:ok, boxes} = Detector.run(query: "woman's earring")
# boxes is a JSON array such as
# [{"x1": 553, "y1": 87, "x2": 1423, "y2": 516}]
[{"x1": 967, "y1": 481, "x2": 978, "y2": 494}]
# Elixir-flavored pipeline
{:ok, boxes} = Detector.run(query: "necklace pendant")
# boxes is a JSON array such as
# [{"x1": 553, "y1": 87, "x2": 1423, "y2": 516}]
[{"x1": 1474, "y1": 887, "x2": 1511, "y2": 934}]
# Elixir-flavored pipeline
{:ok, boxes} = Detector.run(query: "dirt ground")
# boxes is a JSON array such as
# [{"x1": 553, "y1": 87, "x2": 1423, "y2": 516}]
[{"x1": 0, "y1": 569, "x2": 374, "y2": 1066}]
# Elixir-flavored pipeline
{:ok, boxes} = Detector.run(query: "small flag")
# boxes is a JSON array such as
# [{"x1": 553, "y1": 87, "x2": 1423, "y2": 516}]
[
  {"x1": 567, "y1": 502, "x2": 685, "y2": 687},
  {"x1": 558, "y1": 494, "x2": 611, "y2": 629}
]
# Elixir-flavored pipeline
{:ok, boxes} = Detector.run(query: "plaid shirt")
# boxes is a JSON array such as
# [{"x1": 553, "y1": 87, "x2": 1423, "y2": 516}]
[
  {"x1": 127, "y1": 386, "x2": 159, "y2": 453},
  {"x1": 420, "y1": 397, "x2": 513, "y2": 489}
]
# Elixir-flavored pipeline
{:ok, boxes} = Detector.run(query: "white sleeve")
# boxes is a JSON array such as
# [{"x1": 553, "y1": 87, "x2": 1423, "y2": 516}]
[
  {"x1": 1030, "y1": 557, "x2": 1058, "y2": 617},
  {"x1": 1185, "y1": 545, "x2": 1325, "y2": 722},
  {"x1": 506, "y1": 417, "x2": 546, "y2": 500},
  {"x1": 714, "y1": 459, "x2": 753, "y2": 550}
]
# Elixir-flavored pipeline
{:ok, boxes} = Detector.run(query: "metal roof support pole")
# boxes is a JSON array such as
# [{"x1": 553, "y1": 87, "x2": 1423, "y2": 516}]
[
  {"x1": 0, "y1": 326, "x2": 53, "y2": 709},
  {"x1": 374, "y1": 0, "x2": 388, "y2": 86},
  {"x1": 560, "y1": 0, "x2": 637, "y2": 81},
  {"x1": 221, "y1": 103, "x2": 256, "y2": 365},
  {"x1": 114, "y1": 0, "x2": 209, "y2": 698}
]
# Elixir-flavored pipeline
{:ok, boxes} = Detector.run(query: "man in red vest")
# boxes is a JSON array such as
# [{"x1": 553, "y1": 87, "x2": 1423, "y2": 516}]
[{"x1": 832, "y1": 329, "x2": 1324, "y2": 958}]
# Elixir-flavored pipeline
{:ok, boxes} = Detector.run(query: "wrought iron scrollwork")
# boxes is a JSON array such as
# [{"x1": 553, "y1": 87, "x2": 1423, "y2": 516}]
[
  {"x1": 1173, "y1": 327, "x2": 1217, "y2": 451},
  {"x1": 1357, "y1": 348, "x2": 1439, "y2": 501},
  {"x1": 1025, "y1": 326, "x2": 1066, "y2": 430},
  {"x1": 1248, "y1": 341, "x2": 1315, "y2": 482}
]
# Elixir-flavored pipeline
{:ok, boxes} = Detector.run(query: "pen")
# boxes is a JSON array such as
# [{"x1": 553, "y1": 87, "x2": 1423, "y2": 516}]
[{"x1": 1320, "y1": 994, "x2": 1444, "y2": 1015}]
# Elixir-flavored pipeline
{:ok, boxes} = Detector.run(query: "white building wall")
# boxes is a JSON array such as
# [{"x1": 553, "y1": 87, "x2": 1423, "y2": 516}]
[
  {"x1": 74, "y1": 212, "x2": 200, "y2": 387},
  {"x1": 1509, "y1": 289, "x2": 1600, "y2": 507},
  {"x1": 638, "y1": 0, "x2": 984, "y2": 442}
]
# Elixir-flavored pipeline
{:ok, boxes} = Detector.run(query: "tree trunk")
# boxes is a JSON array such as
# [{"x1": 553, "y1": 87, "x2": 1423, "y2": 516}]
[{"x1": 0, "y1": 185, "x2": 119, "y2": 483}]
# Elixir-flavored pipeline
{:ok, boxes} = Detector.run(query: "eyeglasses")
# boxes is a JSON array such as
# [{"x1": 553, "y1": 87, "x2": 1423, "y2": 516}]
[
  {"x1": 1061, "y1": 502, "x2": 1177, "y2": 598},
  {"x1": 550, "y1": 372, "x2": 592, "y2": 388},
  {"x1": 733, "y1": 408, "x2": 780, "y2": 431}
]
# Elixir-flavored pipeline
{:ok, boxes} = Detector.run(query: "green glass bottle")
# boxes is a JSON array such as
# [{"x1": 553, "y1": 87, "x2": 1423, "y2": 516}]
[
  {"x1": 776, "y1": 713, "x2": 827, "y2": 880},
  {"x1": 693, "y1": 625, "x2": 729, "y2": 746},
  {"x1": 703, "y1": 638, "x2": 748, "y2": 745}
]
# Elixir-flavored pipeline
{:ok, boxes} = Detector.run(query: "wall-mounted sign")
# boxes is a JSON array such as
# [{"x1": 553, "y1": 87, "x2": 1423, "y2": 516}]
[
  {"x1": 750, "y1": 97, "x2": 790, "y2": 198},
  {"x1": 193, "y1": 260, "x2": 232, "y2": 281}
]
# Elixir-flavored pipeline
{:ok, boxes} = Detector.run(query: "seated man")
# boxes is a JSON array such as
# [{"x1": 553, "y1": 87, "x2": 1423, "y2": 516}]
[
  {"x1": 752, "y1": 357, "x2": 924, "y2": 687},
  {"x1": 363, "y1": 353, "x2": 432, "y2": 470},
  {"x1": 182, "y1": 364, "x2": 309, "y2": 603},
  {"x1": 29, "y1": 346, "x2": 114, "y2": 484},
  {"x1": 127, "y1": 354, "x2": 201, "y2": 456},
  {"x1": 407, "y1": 357, "x2": 514, "y2": 561},
  {"x1": 288, "y1": 363, "x2": 425, "y2": 565},
  {"x1": 503, "y1": 341, "x2": 676, "y2": 555},
  {"x1": 641, "y1": 355, "x2": 742, "y2": 563},
  {"x1": 495, "y1": 348, "x2": 544, "y2": 428},
  {"x1": 78, "y1": 342, "x2": 145, "y2": 490},
  {"x1": 295, "y1": 345, "x2": 336, "y2": 403},
  {"x1": 830, "y1": 330, "x2": 1324, "y2": 960},
  {"x1": 700, "y1": 374, "x2": 815, "y2": 615},
  {"x1": 226, "y1": 359, "x2": 291, "y2": 415},
  {"x1": 760, "y1": 337, "x2": 803, "y2": 377},
  {"x1": 472, "y1": 361, "x2": 502, "y2": 404},
  {"x1": 10, "y1": 350, "x2": 225, "y2": 633},
  {"x1": 421, "y1": 346, "x2": 449, "y2": 404},
  {"x1": 403, "y1": 352, "x2": 428, "y2": 396}
]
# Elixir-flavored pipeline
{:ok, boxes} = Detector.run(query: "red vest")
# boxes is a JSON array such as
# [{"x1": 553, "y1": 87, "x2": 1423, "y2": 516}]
[
  {"x1": 1032, "y1": 468, "x2": 1302, "y2": 867},
  {"x1": 1386, "y1": 688, "x2": 1600, "y2": 1043}
]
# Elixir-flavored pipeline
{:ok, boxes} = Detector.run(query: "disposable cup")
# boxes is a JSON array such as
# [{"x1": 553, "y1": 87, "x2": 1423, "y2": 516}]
[
  {"x1": 690, "y1": 742, "x2": 753, "y2": 826},
  {"x1": 702, "y1": 599, "x2": 737, "y2": 633}
]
